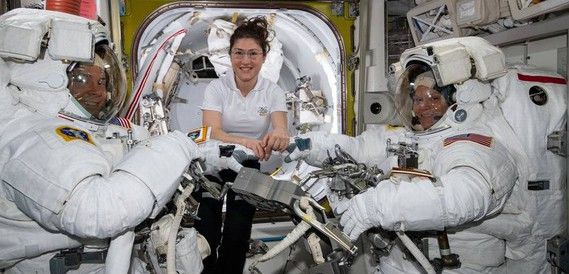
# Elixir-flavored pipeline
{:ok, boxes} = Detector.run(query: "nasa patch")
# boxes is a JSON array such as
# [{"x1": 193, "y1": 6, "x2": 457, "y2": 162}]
[{"x1": 55, "y1": 126, "x2": 94, "y2": 145}]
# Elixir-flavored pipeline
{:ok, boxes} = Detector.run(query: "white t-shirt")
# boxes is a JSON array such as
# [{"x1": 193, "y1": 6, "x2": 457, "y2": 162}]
[{"x1": 201, "y1": 72, "x2": 287, "y2": 139}]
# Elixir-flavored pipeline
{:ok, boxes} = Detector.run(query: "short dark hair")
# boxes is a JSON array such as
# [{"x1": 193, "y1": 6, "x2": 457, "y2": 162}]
[{"x1": 229, "y1": 17, "x2": 271, "y2": 55}]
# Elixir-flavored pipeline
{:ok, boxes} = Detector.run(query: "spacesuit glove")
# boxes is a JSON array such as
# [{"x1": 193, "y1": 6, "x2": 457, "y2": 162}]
[
  {"x1": 285, "y1": 132, "x2": 336, "y2": 167},
  {"x1": 328, "y1": 193, "x2": 351, "y2": 216},
  {"x1": 302, "y1": 177, "x2": 331, "y2": 201},
  {"x1": 339, "y1": 190, "x2": 381, "y2": 241},
  {"x1": 199, "y1": 140, "x2": 256, "y2": 173}
]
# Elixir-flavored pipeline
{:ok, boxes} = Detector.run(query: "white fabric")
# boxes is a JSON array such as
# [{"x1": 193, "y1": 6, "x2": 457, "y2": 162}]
[
  {"x1": 6, "y1": 56, "x2": 70, "y2": 116},
  {"x1": 0, "y1": 8, "x2": 98, "y2": 62},
  {"x1": 115, "y1": 130, "x2": 199, "y2": 218},
  {"x1": 0, "y1": 113, "x2": 198, "y2": 269},
  {"x1": 0, "y1": 35, "x2": 201, "y2": 273},
  {"x1": 296, "y1": 163, "x2": 329, "y2": 201},
  {"x1": 271, "y1": 160, "x2": 327, "y2": 200},
  {"x1": 492, "y1": 66, "x2": 567, "y2": 273},
  {"x1": 199, "y1": 139, "x2": 254, "y2": 174},
  {"x1": 294, "y1": 102, "x2": 527, "y2": 272},
  {"x1": 206, "y1": 18, "x2": 284, "y2": 83},
  {"x1": 148, "y1": 215, "x2": 206, "y2": 274},
  {"x1": 339, "y1": 142, "x2": 517, "y2": 240},
  {"x1": 174, "y1": 228, "x2": 205, "y2": 274},
  {"x1": 455, "y1": 79, "x2": 492, "y2": 104},
  {"x1": 207, "y1": 19, "x2": 235, "y2": 76},
  {"x1": 259, "y1": 31, "x2": 284, "y2": 84},
  {"x1": 288, "y1": 125, "x2": 405, "y2": 168},
  {"x1": 201, "y1": 71, "x2": 287, "y2": 139}
]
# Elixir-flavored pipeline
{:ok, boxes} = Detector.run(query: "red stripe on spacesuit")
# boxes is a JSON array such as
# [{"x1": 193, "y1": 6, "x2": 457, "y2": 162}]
[
  {"x1": 125, "y1": 29, "x2": 187, "y2": 120},
  {"x1": 444, "y1": 133, "x2": 493, "y2": 148},
  {"x1": 517, "y1": 73, "x2": 567, "y2": 84}
]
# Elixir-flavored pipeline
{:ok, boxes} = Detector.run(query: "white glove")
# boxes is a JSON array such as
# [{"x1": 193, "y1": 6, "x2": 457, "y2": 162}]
[
  {"x1": 270, "y1": 160, "x2": 329, "y2": 200},
  {"x1": 302, "y1": 178, "x2": 331, "y2": 201},
  {"x1": 339, "y1": 190, "x2": 381, "y2": 241},
  {"x1": 199, "y1": 141, "x2": 256, "y2": 173},
  {"x1": 328, "y1": 193, "x2": 351, "y2": 216},
  {"x1": 288, "y1": 161, "x2": 331, "y2": 201},
  {"x1": 285, "y1": 132, "x2": 337, "y2": 167}
]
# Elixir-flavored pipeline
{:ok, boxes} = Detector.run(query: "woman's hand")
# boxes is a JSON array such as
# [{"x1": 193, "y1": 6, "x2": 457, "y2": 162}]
[
  {"x1": 262, "y1": 128, "x2": 289, "y2": 155},
  {"x1": 242, "y1": 138, "x2": 266, "y2": 160}
]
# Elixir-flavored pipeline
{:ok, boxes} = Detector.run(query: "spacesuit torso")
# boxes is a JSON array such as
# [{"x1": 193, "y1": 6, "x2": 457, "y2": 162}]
[
  {"x1": 0, "y1": 9, "x2": 202, "y2": 273},
  {"x1": 334, "y1": 95, "x2": 524, "y2": 273},
  {"x1": 0, "y1": 94, "x2": 148, "y2": 271},
  {"x1": 376, "y1": 68, "x2": 567, "y2": 274},
  {"x1": 492, "y1": 66, "x2": 567, "y2": 274},
  {"x1": 377, "y1": 123, "x2": 514, "y2": 273}
]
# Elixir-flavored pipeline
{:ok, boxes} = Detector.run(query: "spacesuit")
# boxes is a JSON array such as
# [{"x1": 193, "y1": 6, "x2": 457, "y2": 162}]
[
  {"x1": 492, "y1": 66, "x2": 567, "y2": 273},
  {"x1": 289, "y1": 37, "x2": 549, "y2": 273},
  {"x1": 0, "y1": 8, "x2": 229, "y2": 273}
]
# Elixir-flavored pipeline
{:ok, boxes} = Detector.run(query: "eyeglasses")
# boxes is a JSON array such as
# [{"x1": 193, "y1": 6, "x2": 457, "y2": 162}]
[{"x1": 230, "y1": 49, "x2": 263, "y2": 60}]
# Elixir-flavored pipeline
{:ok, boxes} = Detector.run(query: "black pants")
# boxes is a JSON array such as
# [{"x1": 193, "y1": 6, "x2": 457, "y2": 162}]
[{"x1": 193, "y1": 160, "x2": 259, "y2": 274}]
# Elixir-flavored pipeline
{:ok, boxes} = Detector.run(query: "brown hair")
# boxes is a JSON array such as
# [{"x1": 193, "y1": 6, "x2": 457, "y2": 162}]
[{"x1": 229, "y1": 17, "x2": 271, "y2": 55}]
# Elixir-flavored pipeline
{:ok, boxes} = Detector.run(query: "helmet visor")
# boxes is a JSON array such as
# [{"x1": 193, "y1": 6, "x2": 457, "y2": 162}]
[
  {"x1": 67, "y1": 44, "x2": 126, "y2": 122},
  {"x1": 395, "y1": 63, "x2": 449, "y2": 132}
]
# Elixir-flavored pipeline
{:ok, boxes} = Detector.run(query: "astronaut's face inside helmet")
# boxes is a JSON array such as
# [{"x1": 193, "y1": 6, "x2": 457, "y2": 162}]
[
  {"x1": 65, "y1": 44, "x2": 126, "y2": 123},
  {"x1": 395, "y1": 64, "x2": 453, "y2": 132},
  {"x1": 411, "y1": 72, "x2": 449, "y2": 130},
  {"x1": 67, "y1": 63, "x2": 108, "y2": 117}
]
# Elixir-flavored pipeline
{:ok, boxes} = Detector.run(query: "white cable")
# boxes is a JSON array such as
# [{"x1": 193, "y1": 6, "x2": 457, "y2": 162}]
[
  {"x1": 167, "y1": 183, "x2": 195, "y2": 274},
  {"x1": 146, "y1": 237, "x2": 164, "y2": 274},
  {"x1": 249, "y1": 198, "x2": 315, "y2": 272},
  {"x1": 395, "y1": 231, "x2": 436, "y2": 274}
]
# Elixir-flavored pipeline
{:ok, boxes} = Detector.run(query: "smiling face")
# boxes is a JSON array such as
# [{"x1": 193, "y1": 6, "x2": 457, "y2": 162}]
[
  {"x1": 230, "y1": 38, "x2": 266, "y2": 88},
  {"x1": 412, "y1": 85, "x2": 449, "y2": 130},
  {"x1": 68, "y1": 64, "x2": 108, "y2": 117}
]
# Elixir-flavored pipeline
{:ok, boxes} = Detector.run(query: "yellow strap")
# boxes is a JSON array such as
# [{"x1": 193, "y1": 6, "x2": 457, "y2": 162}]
[{"x1": 231, "y1": 12, "x2": 239, "y2": 24}]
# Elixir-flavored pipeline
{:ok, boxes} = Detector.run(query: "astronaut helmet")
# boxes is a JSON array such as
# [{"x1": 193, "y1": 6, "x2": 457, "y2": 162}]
[
  {"x1": 65, "y1": 42, "x2": 126, "y2": 124},
  {"x1": 395, "y1": 62, "x2": 456, "y2": 132},
  {"x1": 0, "y1": 8, "x2": 126, "y2": 125}
]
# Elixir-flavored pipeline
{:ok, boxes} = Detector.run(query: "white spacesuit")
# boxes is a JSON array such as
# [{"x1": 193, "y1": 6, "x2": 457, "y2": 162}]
[
  {"x1": 0, "y1": 8, "x2": 236, "y2": 274},
  {"x1": 288, "y1": 37, "x2": 558, "y2": 273},
  {"x1": 492, "y1": 65, "x2": 567, "y2": 273}
]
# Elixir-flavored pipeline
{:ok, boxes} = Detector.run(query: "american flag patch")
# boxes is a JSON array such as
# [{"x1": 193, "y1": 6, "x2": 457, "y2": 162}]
[
  {"x1": 443, "y1": 133, "x2": 493, "y2": 148},
  {"x1": 110, "y1": 117, "x2": 132, "y2": 129}
]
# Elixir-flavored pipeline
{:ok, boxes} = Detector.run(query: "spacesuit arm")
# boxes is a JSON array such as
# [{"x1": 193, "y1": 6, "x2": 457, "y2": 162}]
[
  {"x1": 372, "y1": 166, "x2": 509, "y2": 231},
  {"x1": 340, "y1": 141, "x2": 517, "y2": 238},
  {"x1": 289, "y1": 126, "x2": 396, "y2": 167},
  {"x1": 60, "y1": 131, "x2": 198, "y2": 238},
  {"x1": 2, "y1": 128, "x2": 197, "y2": 239}
]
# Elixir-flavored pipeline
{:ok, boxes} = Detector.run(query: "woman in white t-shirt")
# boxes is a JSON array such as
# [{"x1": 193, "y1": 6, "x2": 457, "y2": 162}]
[{"x1": 198, "y1": 17, "x2": 288, "y2": 274}]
